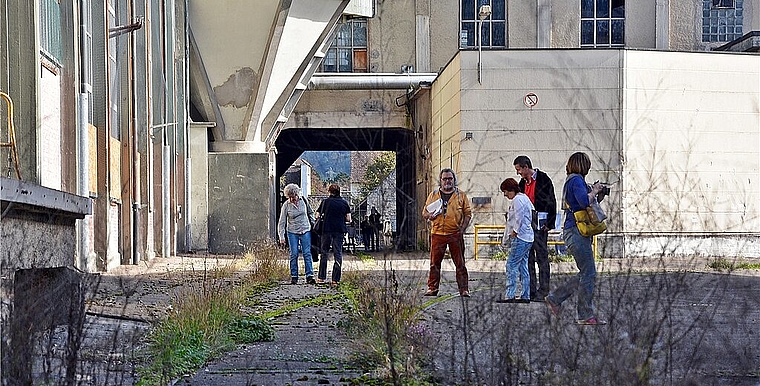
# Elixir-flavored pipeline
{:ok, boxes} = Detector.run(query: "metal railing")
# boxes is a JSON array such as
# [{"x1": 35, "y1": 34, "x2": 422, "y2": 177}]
[{"x1": 474, "y1": 224, "x2": 598, "y2": 260}]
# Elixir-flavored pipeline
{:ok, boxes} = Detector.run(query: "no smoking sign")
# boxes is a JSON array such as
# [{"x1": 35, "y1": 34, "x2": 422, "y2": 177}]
[{"x1": 523, "y1": 92, "x2": 538, "y2": 108}]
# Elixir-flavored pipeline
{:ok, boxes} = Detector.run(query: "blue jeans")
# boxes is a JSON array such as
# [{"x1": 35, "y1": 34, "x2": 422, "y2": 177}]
[
  {"x1": 506, "y1": 237, "x2": 532, "y2": 299},
  {"x1": 287, "y1": 231, "x2": 314, "y2": 279},
  {"x1": 547, "y1": 225, "x2": 596, "y2": 320},
  {"x1": 319, "y1": 232, "x2": 344, "y2": 283}
]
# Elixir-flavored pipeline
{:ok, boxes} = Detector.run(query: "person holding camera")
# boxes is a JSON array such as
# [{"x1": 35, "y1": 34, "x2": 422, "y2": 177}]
[
  {"x1": 544, "y1": 152, "x2": 607, "y2": 325},
  {"x1": 513, "y1": 155, "x2": 557, "y2": 302}
]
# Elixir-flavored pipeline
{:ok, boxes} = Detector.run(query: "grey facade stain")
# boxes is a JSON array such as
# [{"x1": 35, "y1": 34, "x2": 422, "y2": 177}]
[{"x1": 214, "y1": 67, "x2": 257, "y2": 108}]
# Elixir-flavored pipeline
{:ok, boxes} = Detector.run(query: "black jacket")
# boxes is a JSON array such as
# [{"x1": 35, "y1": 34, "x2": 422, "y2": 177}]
[{"x1": 518, "y1": 169, "x2": 557, "y2": 230}]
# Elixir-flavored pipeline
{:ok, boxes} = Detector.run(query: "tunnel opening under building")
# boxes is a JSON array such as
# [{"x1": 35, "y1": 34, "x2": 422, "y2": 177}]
[{"x1": 274, "y1": 127, "x2": 416, "y2": 251}]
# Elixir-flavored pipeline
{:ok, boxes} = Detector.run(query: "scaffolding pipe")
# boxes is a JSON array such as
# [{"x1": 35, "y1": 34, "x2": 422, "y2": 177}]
[{"x1": 307, "y1": 73, "x2": 437, "y2": 90}]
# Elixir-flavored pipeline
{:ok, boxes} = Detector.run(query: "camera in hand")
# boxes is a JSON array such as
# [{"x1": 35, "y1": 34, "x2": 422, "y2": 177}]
[{"x1": 594, "y1": 181, "x2": 611, "y2": 203}]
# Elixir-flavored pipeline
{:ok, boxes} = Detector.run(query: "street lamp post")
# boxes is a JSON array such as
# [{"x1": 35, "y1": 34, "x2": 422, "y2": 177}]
[{"x1": 477, "y1": 4, "x2": 491, "y2": 84}]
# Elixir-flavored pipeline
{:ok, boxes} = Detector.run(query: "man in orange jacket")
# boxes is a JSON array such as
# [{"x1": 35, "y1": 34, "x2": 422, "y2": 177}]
[{"x1": 422, "y1": 168, "x2": 472, "y2": 297}]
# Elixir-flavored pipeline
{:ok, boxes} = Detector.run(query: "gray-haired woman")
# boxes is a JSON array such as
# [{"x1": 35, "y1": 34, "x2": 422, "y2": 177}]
[{"x1": 278, "y1": 183, "x2": 316, "y2": 285}]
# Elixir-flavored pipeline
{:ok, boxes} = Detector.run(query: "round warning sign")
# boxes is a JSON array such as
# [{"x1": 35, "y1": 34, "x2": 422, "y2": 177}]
[{"x1": 524, "y1": 93, "x2": 539, "y2": 108}]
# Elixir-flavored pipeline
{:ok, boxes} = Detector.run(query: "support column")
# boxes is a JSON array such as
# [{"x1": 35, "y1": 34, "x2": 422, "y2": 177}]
[{"x1": 655, "y1": 0, "x2": 670, "y2": 50}]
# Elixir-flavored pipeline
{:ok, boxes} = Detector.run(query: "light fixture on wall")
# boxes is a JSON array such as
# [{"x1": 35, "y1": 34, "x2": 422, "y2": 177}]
[{"x1": 477, "y1": 4, "x2": 491, "y2": 84}]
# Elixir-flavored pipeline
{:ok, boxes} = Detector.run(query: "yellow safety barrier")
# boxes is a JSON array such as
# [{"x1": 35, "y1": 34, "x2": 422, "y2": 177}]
[
  {"x1": 475, "y1": 225, "x2": 597, "y2": 259},
  {"x1": 0, "y1": 91, "x2": 21, "y2": 179},
  {"x1": 474, "y1": 224, "x2": 505, "y2": 260}
]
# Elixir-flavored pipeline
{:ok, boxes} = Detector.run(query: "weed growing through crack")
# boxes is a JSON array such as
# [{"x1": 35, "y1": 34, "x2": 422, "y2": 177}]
[
  {"x1": 340, "y1": 266, "x2": 436, "y2": 384},
  {"x1": 137, "y1": 241, "x2": 286, "y2": 385}
]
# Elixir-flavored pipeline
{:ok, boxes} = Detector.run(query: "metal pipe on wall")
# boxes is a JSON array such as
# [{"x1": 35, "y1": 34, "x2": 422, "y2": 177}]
[
  {"x1": 162, "y1": 143, "x2": 170, "y2": 258},
  {"x1": 129, "y1": 0, "x2": 140, "y2": 265},
  {"x1": 77, "y1": 92, "x2": 90, "y2": 270},
  {"x1": 182, "y1": 0, "x2": 191, "y2": 251}
]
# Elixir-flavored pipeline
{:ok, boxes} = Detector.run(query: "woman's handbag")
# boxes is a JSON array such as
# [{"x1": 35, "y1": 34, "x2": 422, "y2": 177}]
[
  {"x1": 573, "y1": 201, "x2": 607, "y2": 237},
  {"x1": 313, "y1": 216, "x2": 324, "y2": 233},
  {"x1": 313, "y1": 198, "x2": 328, "y2": 234}
]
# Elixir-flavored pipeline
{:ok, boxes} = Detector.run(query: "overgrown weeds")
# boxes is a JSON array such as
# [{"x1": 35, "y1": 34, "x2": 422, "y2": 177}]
[
  {"x1": 137, "y1": 241, "x2": 287, "y2": 385},
  {"x1": 340, "y1": 267, "x2": 436, "y2": 385},
  {"x1": 707, "y1": 257, "x2": 760, "y2": 271}
]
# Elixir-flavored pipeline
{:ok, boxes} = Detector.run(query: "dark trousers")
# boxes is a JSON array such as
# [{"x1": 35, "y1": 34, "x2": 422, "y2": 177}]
[
  {"x1": 528, "y1": 229, "x2": 550, "y2": 298},
  {"x1": 427, "y1": 233, "x2": 469, "y2": 294},
  {"x1": 319, "y1": 232, "x2": 344, "y2": 283},
  {"x1": 372, "y1": 228, "x2": 380, "y2": 250}
]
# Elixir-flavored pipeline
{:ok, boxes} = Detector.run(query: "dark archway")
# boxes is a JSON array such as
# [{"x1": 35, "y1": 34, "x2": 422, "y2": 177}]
[{"x1": 274, "y1": 127, "x2": 417, "y2": 251}]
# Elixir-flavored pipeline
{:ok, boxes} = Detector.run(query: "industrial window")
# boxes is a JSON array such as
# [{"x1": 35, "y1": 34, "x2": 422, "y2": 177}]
[
  {"x1": 320, "y1": 17, "x2": 368, "y2": 73},
  {"x1": 39, "y1": 0, "x2": 62, "y2": 64},
  {"x1": 460, "y1": 0, "x2": 506, "y2": 48},
  {"x1": 702, "y1": 0, "x2": 743, "y2": 42},
  {"x1": 580, "y1": 0, "x2": 625, "y2": 47}
]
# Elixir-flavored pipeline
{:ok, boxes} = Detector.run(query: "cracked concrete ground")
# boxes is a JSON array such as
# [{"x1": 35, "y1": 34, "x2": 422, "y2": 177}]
[{"x1": 27, "y1": 252, "x2": 760, "y2": 385}]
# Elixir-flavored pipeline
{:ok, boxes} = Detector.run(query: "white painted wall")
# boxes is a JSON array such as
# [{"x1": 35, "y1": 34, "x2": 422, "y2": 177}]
[
  {"x1": 450, "y1": 50, "x2": 623, "y2": 231},
  {"x1": 622, "y1": 50, "x2": 760, "y2": 234},
  {"x1": 429, "y1": 49, "x2": 760, "y2": 258},
  {"x1": 39, "y1": 67, "x2": 61, "y2": 190}
]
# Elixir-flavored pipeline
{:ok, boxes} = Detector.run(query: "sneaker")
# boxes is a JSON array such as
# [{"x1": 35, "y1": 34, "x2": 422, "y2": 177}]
[
  {"x1": 460, "y1": 291, "x2": 470, "y2": 298},
  {"x1": 316, "y1": 278, "x2": 326, "y2": 284},
  {"x1": 306, "y1": 277, "x2": 316, "y2": 285},
  {"x1": 544, "y1": 296, "x2": 561, "y2": 317},
  {"x1": 423, "y1": 289, "x2": 439, "y2": 296},
  {"x1": 577, "y1": 317, "x2": 607, "y2": 325},
  {"x1": 290, "y1": 277, "x2": 298, "y2": 285}
]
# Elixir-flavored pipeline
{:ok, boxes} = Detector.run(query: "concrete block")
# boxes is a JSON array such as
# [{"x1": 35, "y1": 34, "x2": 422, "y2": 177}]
[{"x1": 208, "y1": 153, "x2": 270, "y2": 254}]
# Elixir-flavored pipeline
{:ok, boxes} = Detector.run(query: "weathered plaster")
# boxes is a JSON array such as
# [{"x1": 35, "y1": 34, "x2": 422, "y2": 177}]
[{"x1": 213, "y1": 67, "x2": 257, "y2": 108}]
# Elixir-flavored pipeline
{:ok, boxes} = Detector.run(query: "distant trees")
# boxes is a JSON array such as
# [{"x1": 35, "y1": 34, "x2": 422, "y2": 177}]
[{"x1": 359, "y1": 151, "x2": 395, "y2": 199}]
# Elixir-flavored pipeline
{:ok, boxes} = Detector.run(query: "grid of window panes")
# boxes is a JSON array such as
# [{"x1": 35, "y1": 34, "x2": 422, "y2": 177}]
[
  {"x1": 320, "y1": 17, "x2": 367, "y2": 72},
  {"x1": 460, "y1": 0, "x2": 506, "y2": 48},
  {"x1": 580, "y1": 0, "x2": 625, "y2": 47},
  {"x1": 702, "y1": 0, "x2": 743, "y2": 42},
  {"x1": 39, "y1": 0, "x2": 62, "y2": 64}
]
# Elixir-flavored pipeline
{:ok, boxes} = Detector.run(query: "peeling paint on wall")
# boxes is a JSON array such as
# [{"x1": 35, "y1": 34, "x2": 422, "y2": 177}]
[{"x1": 214, "y1": 67, "x2": 257, "y2": 108}]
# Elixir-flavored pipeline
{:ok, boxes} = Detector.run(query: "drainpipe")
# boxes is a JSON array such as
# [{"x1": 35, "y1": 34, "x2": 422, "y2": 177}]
[
  {"x1": 77, "y1": 92, "x2": 90, "y2": 270},
  {"x1": 183, "y1": 0, "x2": 191, "y2": 251},
  {"x1": 163, "y1": 142, "x2": 170, "y2": 258},
  {"x1": 129, "y1": 0, "x2": 140, "y2": 265}
]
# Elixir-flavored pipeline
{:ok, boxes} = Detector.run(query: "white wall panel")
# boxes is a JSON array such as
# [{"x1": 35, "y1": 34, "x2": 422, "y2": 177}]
[{"x1": 623, "y1": 50, "x2": 760, "y2": 234}]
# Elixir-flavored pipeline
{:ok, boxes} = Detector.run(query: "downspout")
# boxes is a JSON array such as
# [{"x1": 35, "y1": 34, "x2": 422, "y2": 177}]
[
  {"x1": 129, "y1": 0, "x2": 140, "y2": 264},
  {"x1": 163, "y1": 140, "x2": 170, "y2": 258},
  {"x1": 77, "y1": 0, "x2": 90, "y2": 271},
  {"x1": 77, "y1": 93, "x2": 90, "y2": 270},
  {"x1": 160, "y1": 0, "x2": 170, "y2": 259},
  {"x1": 183, "y1": 0, "x2": 191, "y2": 251}
]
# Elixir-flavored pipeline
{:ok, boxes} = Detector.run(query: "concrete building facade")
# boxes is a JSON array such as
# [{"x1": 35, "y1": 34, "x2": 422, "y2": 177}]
[
  {"x1": 1, "y1": 0, "x2": 758, "y2": 275},
  {"x1": 295, "y1": 0, "x2": 760, "y2": 257}
]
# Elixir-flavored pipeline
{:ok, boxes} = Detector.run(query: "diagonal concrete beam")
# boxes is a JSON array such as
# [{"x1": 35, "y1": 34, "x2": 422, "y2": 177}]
[{"x1": 250, "y1": 0, "x2": 349, "y2": 148}]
